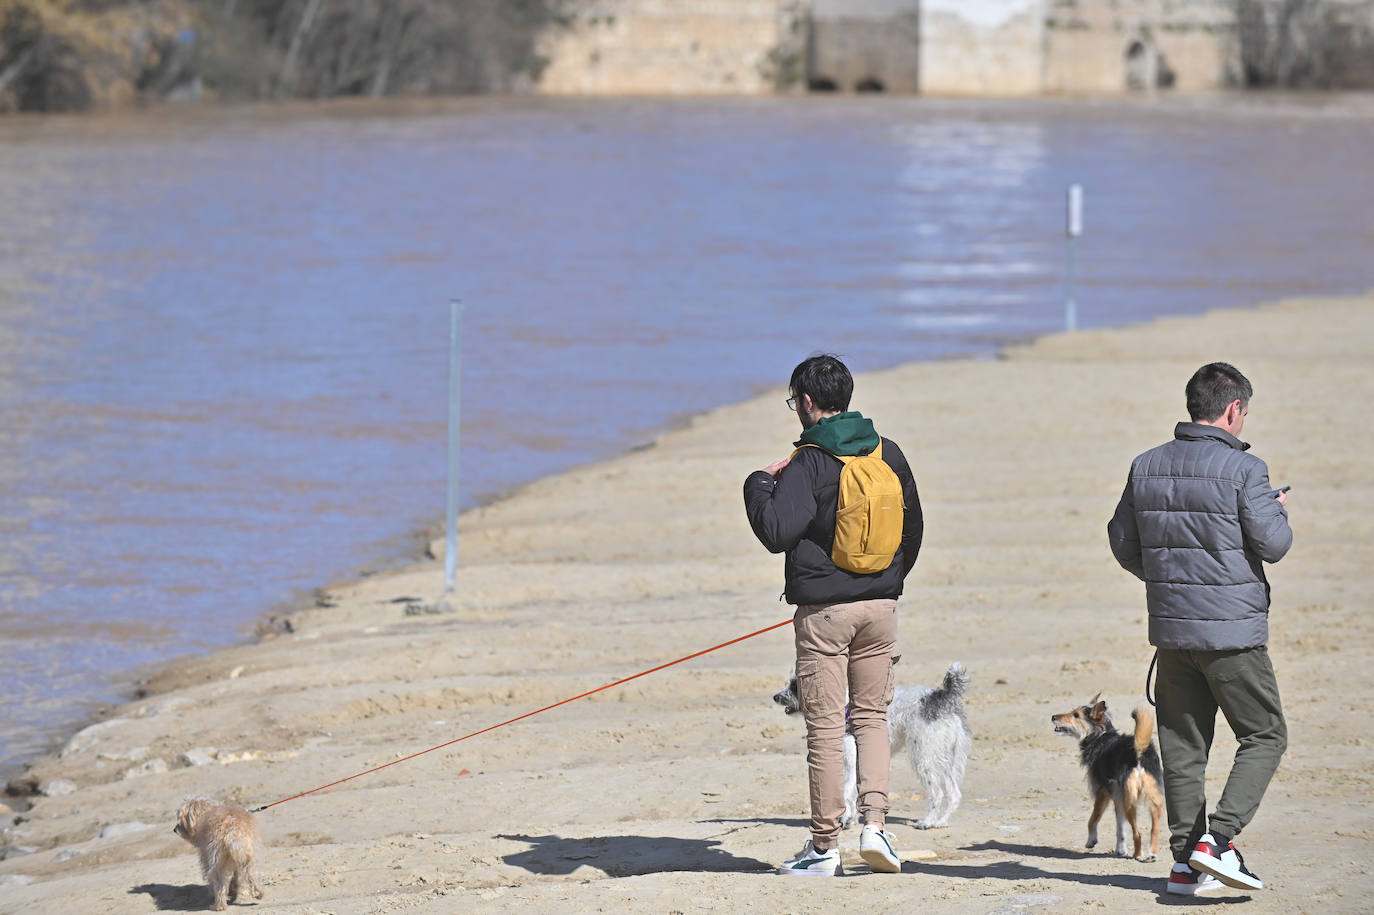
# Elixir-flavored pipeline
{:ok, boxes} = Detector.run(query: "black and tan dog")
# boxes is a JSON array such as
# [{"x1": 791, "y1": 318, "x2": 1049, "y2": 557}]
[{"x1": 1052, "y1": 694, "x2": 1164, "y2": 862}]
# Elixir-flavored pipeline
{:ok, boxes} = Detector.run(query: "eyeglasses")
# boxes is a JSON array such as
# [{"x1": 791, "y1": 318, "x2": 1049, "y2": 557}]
[{"x1": 785, "y1": 396, "x2": 797, "y2": 411}]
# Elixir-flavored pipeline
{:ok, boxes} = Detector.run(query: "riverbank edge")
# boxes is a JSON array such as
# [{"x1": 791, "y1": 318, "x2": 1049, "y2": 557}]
[
  {"x1": 1, "y1": 289, "x2": 1370, "y2": 913},
  {"x1": 2, "y1": 288, "x2": 1363, "y2": 796},
  {"x1": 0, "y1": 289, "x2": 1326, "y2": 803},
  {"x1": 0, "y1": 286, "x2": 1355, "y2": 800}
]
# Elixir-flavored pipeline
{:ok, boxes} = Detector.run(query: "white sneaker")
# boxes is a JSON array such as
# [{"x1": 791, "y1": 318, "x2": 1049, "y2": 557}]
[
  {"x1": 1166, "y1": 862, "x2": 1225, "y2": 896},
  {"x1": 859, "y1": 824, "x2": 901, "y2": 873},
  {"x1": 777, "y1": 839, "x2": 842, "y2": 876},
  {"x1": 1189, "y1": 833, "x2": 1263, "y2": 890}
]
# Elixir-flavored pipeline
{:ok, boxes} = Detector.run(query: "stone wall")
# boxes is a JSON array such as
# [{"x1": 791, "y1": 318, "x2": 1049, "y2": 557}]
[
  {"x1": 919, "y1": 0, "x2": 1046, "y2": 95},
  {"x1": 808, "y1": 0, "x2": 920, "y2": 92},
  {"x1": 1043, "y1": 0, "x2": 1241, "y2": 93},
  {"x1": 534, "y1": 0, "x2": 798, "y2": 94},
  {"x1": 530, "y1": 0, "x2": 1374, "y2": 96}
]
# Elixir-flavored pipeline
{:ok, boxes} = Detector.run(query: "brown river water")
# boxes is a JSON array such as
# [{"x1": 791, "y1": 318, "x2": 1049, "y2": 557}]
[{"x1": 1, "y1": 94, "x2": 1371, "y2": 782}]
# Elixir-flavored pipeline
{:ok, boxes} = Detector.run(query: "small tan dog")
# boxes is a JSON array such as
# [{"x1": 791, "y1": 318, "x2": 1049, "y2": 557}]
[{"x1": 173, "y1": 796, "x2": 264, "y2": 910}]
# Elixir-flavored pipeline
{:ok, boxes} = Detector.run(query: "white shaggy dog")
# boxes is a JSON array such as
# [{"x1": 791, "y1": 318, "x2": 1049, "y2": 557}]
[{"x1": 773, "y1": 660, "x2": 971, "y2": 829}]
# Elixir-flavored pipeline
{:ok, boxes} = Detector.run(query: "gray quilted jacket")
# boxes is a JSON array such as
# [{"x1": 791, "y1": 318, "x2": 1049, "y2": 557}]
[{"x1": 1108, "y1": 422, "x2": 1292, "y2": 650}]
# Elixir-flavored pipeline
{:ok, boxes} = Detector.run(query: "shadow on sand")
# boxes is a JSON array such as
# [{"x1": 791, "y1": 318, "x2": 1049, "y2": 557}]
[
  {"x1": 963, "y1": 838, "x2": 1113, "y2": 861},
  {"x1": 945, "y1": 842, "x2": 1255, "y2": 906},
  {"x1": 492, "y1": 826, "x2": 1253, "y2": 905},
  {"x1": 129, "y1": 882, "x2": 214, "y2": 911},
  {"x1": 496, "y1": 832, "x2": 772, "y2": 877},
  {"x1": 701, "y1": 816, "x2": 809, "y2": 830}
]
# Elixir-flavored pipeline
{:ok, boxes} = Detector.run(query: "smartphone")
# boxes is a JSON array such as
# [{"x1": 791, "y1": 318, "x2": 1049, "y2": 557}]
[{"x1": 1270, "y1": 485, "x2": 1291, "y2": 498}]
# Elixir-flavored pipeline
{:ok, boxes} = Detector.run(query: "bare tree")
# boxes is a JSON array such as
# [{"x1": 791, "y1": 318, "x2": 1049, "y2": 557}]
[
  {"x1": 276, "y1": 0, "x2": 322, "y2": 97},
  {"x1": 235, "y1": 0, "x2": 575, "y2": 100},
  {"x1": 2, "y1": 0, "x2": 582, "y2": 111},
  {"x1": 1236, "y1": 0, "x2": 1374, "y2": 87}
]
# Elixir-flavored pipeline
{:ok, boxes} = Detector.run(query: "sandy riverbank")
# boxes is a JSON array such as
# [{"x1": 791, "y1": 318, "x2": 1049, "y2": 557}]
[{"x1": 2, "y1": 294, "x2": 1371, "y2": 914}]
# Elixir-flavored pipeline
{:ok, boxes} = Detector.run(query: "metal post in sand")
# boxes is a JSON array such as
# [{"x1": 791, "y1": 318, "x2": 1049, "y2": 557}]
[
  {"x1": 1065, "y1": 184, "x2": 1083, "y2": 332},
  {"x1": 444, "y1": 299, "x2": 463, "y2": 597}
]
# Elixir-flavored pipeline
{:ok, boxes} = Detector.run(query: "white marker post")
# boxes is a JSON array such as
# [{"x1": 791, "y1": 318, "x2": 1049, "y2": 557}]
[
  {"x1": 444, "y1": 299, "x2": 463, "y2": 595},
  {"x1": 1065, "y1": 184, "x2": 1083, "y2": 332}
]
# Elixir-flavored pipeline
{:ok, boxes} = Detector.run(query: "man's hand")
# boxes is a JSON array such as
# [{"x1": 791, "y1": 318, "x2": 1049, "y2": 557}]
[
  {"x1": 762, "y1": 457, "x2": 790, "y2": 480},
  {"x1": 1276, "y1": 489, "x2": 1289, "y2": 507}
]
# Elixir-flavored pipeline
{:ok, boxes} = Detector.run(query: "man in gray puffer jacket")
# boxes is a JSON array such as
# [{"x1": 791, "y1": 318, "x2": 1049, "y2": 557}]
[{"x1": 1108, "y1": 362, "x2": 1292, "y2": 897}]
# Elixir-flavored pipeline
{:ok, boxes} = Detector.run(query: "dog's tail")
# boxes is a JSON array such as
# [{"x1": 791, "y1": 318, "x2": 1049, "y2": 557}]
[
  {"x1": 920, "y1": 662, "x2": 969, "y2": 720},
  {"x1": 1131, "y1": 705, "x2": 1156, "y2": 760}
]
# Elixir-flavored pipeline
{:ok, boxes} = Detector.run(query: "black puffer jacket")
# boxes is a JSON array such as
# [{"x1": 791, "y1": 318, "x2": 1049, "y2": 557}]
[{"x1": 744, "y1": 418, "x2": 923, "y2": 607}]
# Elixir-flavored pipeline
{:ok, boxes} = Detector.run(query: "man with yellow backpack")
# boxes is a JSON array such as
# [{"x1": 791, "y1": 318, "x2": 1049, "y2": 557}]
[{"x1": 744, "y1": 354, "x2": 924, "y2": 877}]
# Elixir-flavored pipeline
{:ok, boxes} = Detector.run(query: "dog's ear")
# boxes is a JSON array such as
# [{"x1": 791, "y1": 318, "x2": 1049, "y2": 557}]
[
  {"x1": 1089, "y1": 691, "x2": 1101, "y2": 705},
  {"x1": 1090, "y1": 698, "x2": 1108, "y2": 721}
]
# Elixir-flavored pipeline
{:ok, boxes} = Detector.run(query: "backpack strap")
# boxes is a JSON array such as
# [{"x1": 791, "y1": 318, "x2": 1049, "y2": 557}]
[{"x1": 790, "y1": 440, "x2": 883, "y2": 464}]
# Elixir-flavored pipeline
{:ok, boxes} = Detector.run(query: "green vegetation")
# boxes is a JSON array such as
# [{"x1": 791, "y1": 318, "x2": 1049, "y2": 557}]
[
  {"x1": 1, "y1": 0, "x2": 575, "y2": 112},
  {"x1": 0, "y1": 0, "x2": 196, "y2": 110}
]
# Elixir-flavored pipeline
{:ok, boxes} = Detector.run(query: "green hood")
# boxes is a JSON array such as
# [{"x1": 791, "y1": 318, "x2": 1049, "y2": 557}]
[{"x1": 795, "y1": 411, "x2": 880, "y2": 456}]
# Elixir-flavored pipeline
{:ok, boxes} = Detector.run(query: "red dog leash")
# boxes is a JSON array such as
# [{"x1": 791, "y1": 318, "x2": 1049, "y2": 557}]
[{"x1": 252, "y1": 617, "x2": 794, "y2": 813}]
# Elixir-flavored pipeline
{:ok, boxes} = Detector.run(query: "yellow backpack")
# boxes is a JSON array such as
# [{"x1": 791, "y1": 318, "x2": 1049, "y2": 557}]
[{"x1": 795, "y1": 441, "x2": 904, "y2": 574}]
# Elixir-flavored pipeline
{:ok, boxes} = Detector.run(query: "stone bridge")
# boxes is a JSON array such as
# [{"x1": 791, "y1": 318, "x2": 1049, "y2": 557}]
[{"x1": 534, "y1": 0, "x2": 1374, "y2": 95}]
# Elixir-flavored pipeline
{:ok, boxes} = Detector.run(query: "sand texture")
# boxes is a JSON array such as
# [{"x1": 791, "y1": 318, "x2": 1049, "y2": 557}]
[{"x1": 2, "y1": 294, "x2": 1371, "y2": 913}]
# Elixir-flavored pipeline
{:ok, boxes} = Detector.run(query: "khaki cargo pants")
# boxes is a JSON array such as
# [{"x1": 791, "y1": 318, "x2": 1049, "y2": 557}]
[{"x1": 793, "y1": 598, "x2": 898, "y2": 851}]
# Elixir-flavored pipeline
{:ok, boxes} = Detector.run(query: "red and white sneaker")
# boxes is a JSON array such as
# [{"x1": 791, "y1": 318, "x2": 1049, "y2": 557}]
[
  {"x1": 1166, "y1": 862, "x2": 1225, "y2": 896},
  {"x1": 1189, "y1": 833, "x2": 1263, "y2": 890}
]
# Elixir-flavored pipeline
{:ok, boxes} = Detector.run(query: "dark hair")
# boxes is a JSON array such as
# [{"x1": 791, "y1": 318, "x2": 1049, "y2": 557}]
[
  {"x1": 1186, "y1": 362, "x2": 1252, "y2": 421},
  {"x1": 790, "y1": 354, "x2": 853, "y2": 413}
]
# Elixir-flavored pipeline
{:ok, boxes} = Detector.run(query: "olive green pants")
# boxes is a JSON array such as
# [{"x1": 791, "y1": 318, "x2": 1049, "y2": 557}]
[{"x1": 1155, "y1": 646, "x2": 1287, "y2": 863}]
